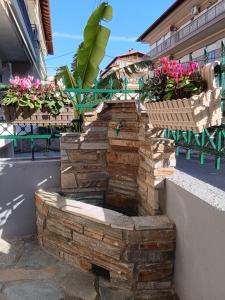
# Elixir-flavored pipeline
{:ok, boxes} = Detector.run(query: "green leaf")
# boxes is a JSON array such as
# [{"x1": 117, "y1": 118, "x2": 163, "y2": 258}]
[
  {"x1": 73, "y1": 2, "x2": 113, "y2": 88},
  {"x1": 55, "y1": 66, "x2": 76, "y2": 88}
]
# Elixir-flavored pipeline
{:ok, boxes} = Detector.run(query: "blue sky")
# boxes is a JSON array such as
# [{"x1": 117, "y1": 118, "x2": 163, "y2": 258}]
[{"x1": 46, "y1": 0, "x2": 175, "y2": 75}]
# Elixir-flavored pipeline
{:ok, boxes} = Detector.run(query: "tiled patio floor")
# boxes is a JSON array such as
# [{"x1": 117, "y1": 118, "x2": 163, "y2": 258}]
[{"x1": 0, "y1": 236, "x2": 133, "y2": 300}]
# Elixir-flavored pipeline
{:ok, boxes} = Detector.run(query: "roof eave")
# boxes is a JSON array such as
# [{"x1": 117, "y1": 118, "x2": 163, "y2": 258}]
[
  {"x1": 40, "y1": 0, "x2": 54, "y2": 55},
  {"x1": 137, "y1": 0, "x2": 185, "y2": 42}
]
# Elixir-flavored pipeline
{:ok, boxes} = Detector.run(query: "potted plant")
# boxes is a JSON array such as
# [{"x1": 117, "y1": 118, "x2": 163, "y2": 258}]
[
  {"x1": 143, "y1": 58, "x2": 222, "y2": 133},
  {"x1": 0, "y1": 76, "x2": 74, "y2": 125}
]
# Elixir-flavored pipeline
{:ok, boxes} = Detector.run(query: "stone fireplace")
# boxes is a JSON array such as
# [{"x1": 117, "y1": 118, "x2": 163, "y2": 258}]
[{"x1": 35, "y1": 101, "x2": 177, "y2": 299}]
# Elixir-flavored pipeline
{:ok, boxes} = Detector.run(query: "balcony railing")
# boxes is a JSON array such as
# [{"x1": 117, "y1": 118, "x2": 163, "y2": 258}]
[
  {"x1": 147, "y1": 0, "x2": 225, "y2": 59},
  {"x1": 17, "y1": 0, "x2": 36, "y2": 46}
]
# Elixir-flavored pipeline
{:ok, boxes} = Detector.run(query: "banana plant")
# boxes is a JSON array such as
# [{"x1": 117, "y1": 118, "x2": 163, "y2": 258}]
[
  {"x1": 55, "y1": 65, "x2": 76, "y2": 88},
  {"x1": 56, "y1": 2, "x2": 113, "y2": 88}
]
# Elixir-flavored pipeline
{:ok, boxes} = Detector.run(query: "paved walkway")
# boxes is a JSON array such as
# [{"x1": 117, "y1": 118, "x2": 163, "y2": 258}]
[{"x1": 0, "y1": 236, "x2": 133, "y2": 300}]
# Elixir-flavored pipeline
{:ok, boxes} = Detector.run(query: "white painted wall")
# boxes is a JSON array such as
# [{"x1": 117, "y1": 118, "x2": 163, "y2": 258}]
[
  {"x1": 164, "y1": 170, "x2": 225, "y2": 300},
  {"x1": 0, "y1": 159, "x2": 60, "y2": 238}
]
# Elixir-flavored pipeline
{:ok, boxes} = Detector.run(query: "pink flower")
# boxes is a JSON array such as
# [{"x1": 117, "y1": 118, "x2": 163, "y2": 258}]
[
  {"x1": 28, "y1": 75, "x2": 34, "y2": 82},
  {"x1": 160, "y1": 57, "x2": 169, "y2": 65},
  {"x1": 162, "y1": 66, "x2": 168, "y2": 74},
  {"x1": 31, "y1": 95, "x2": 37, "y2": 101},
  {"x1": 33, "y1": 79, "x2": 40, "y2": 89},
  {"x1": 10, "y1": 76, "x2": 20, "y2": 86},
  {"x1": 171, "y1": 60, "x2": 177, "y2": 66}
]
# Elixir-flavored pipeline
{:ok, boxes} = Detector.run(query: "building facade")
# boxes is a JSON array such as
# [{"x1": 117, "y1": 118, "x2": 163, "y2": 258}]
[
  {"x1": 138, "y1": 0, "x2": 225, "y2": 65},
  {"x1": 0, "y1": 0, "x2": 53, "y2": 83},
  {"x1": 0, "y1": 0, "x2": 53, "y2": 157},
  {"x1": 100, "y1": 49, "x2": 145, "y2": 78}
]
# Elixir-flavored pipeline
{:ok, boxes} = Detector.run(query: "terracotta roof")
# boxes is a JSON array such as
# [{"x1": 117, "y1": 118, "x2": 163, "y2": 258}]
[
  {"x1": 40, "y1": 0, "x2": 53, "y2": 54},
  {"x1": 137, "y1": 0, "x2": 186, "y2": 42}
]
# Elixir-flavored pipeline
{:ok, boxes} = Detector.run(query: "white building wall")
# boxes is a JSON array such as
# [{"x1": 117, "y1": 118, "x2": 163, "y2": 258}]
[{"x1": 165, "y1": 170, "x2": 225, "y2": 300}]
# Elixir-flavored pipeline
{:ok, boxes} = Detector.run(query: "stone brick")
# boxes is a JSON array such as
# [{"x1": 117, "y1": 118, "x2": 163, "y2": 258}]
[
  {"x1": 153, "y1": 168, "x2": 175, "y2": 177},
  {"x1": 107, "y1": 151, "x2": 139, "y2": 166},
  {"x1": 108, "y1": 163, "x2": 138, "y2": 181},
  {"x1": 137, "y1": 263, "x2": 173, "y2": 282},
  {"x1": 84, "y1": 227, "x2": 104, "y2": 240},
  {"x1": 72, "y1": 162, "x2": 107, "y2": 172},
  {"x1": 35, "y1": 195, "x2": 49, "y2": 217},
  {"x1": 46, "y1": 218, "x2": 72, "y2": 239},
  {"x1": 62, "y1": 252, "x2": 92, "y2": 271},
  {"x1": 108, "y1": 129, "x2": 139, "y2": 140},
  {"x1": 109, "y1": 139, "x2": 140, "y2": 149},
  {"x1": 80, "y1": 142, "x2": 109, "y2": 150},
  {"x1": 126, "y1": 230, "x2": 176, "y2": 243},
  {"x1": 61, "y1": 173, "x2": 77, "y2": 189},
  {"x1": 147, "y1": 187, "x2": 159, "y2": 211},
  {"x1": 136, "y1": 281, "x2": 172, "y2": 290},
  {"x1": 72, "y1": 231, "x2": 121, "y2": 260},
  {"x1": 123, "y1": 249, "x2": 174, "y2": 263},
  {"x1": 67, "y1": 150, "x2": 99, "y2": 161},
  {"x1": 103, "y1": 235, "x2": 125, "y2": 248},
  {"x1": 60, "y1": 133, "x2": 81, "y2": 143},
  {"x1": 132, "y1": 216, "x2": 174, "y2": 230},
  {"x1": 76, "y1": 172, "x2": 109, "y2": 181},
  {"x1": 60, "y1": 143, "x2": 80, "y2": 150},
  {"x1": 111, "y1": 112, "x2": 138, "y2": 120}
]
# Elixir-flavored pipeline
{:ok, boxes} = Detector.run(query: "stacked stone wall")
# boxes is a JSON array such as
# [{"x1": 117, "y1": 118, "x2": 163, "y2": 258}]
[
  {"x1": 36, "y1": 189, "x2": 176, "y2": 299},
  {"x1": 60, "y1": 101, "x2": 176, "y2": 215},
  {"x1": 106, "y1": 102, "x2": 140, "y2": 214},
  {"x1": 138, "y1": 124, "x2": 175, "y2": 215}
]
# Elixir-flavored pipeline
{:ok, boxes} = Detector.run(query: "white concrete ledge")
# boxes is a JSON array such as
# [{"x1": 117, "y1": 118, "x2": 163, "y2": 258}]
[{"x1": 167, "y1": 169, "x2": 225, "y2": 212}]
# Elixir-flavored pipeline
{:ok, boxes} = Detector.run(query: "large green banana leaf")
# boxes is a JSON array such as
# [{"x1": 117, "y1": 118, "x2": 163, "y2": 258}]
[{"x1": 73, "y1": 2, "x2": 113, "y2": 88}]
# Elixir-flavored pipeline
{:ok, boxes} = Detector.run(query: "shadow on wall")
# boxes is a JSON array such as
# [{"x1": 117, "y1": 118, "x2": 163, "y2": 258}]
[{"x1": 0, "y1": 159, "x2": 60, "y2": 239}]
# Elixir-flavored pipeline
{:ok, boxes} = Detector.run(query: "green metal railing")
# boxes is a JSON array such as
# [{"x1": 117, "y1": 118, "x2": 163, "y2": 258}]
[
  {"x1": 0, "y1": 79, "x2": 142, "y2": 159},
  {"x1": 1, "y1": 47, "x2": 225, "y2": 166},
  {"x1": 65, "y1": 77, "x2": 144, "y2": 110}
]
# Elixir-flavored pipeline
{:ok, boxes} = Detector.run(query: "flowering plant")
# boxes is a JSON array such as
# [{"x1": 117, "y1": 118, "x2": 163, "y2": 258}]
[
  {"x1": 1, "y1": 76, "x2": 70, "y2": 116},
  {"x1": 143, "y1": 58, "x2": 207, "y2": 101}
]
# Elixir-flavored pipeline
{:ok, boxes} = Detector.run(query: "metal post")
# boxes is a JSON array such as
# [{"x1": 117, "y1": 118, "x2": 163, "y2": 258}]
[{"x1": 31, "y1": 124, "x2": 34, "y2": 160}]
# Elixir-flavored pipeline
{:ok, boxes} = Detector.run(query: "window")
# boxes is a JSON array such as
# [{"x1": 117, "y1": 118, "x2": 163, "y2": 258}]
[{"x1": 208, "y1": 50, "x2": 216, "y2": 62}]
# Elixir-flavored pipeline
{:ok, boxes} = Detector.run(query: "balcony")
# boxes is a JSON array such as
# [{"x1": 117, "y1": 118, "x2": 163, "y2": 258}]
[
  {"x1": 17, "y1": 0, "x2": 36, "y2": 48},
  {"x1": 147, "y1": 0, "x2": 225, "y2": 60}
]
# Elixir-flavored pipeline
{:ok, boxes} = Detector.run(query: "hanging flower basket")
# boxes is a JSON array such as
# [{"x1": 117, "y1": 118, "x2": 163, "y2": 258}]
[
  {"x1": 144, "y1": 88, "x2": 222, "y2": 133},
  {"x1": 0, "y1": 76, "x2": 75, "y2": 125},
  {"x1": 2, "y1": 106, "x2": 74, "y2": 125}
]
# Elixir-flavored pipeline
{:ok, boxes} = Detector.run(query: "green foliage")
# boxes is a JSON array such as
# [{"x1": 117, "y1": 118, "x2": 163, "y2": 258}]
[
  {"x1": 73, "y1": 2, "x2": 112, "y2": 88},
  {"x1": 142, "y1": 75, "x2": 167, "y2": 101},
  {"x1": 164, "y1": 73, "x2": 206, "y2": 100},
  {"x1": 1, "y1": 82, "x2": 70, "y2": 116},
  {"x1": 55, "y1": 2, "x2": 112, "y2": 90},
  {"x1": 142, "y1": 58, "x2": 207, "y2": 101},
  {"x1": 55, "y1": 66, "x2": 76, "y2": 88}
]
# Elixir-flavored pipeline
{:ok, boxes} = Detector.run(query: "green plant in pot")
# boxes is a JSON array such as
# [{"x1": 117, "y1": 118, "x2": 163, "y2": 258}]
[
  {"x1": 0, "y1": 76, "x2": 71, "y2": 121},
  {"x1": 143, "y1": 58, "x2": 222, "y2": 133},
  {"x1": 142, "y1": 58, "x2": 207, "y2": 101}
]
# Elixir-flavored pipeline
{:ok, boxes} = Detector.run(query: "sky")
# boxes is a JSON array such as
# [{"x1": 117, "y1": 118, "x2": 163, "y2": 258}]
[{"x1": 45, "y1": 0, "x2": 175, "y2": 75}]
